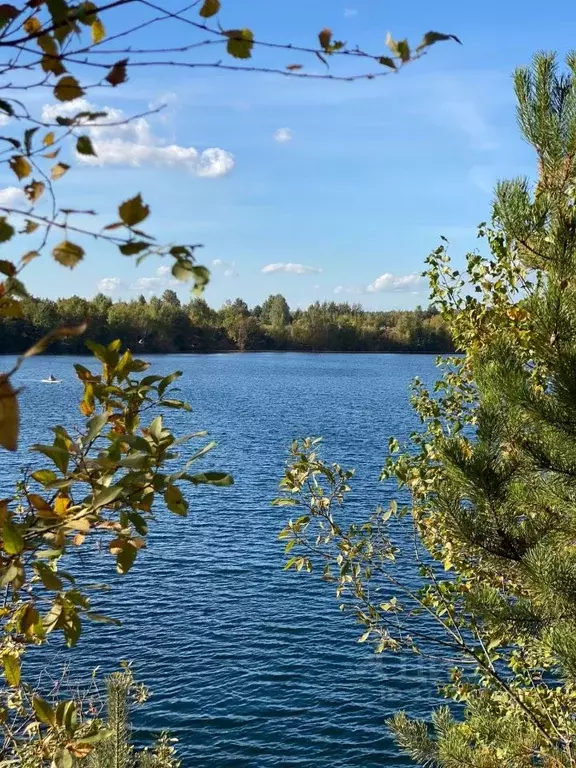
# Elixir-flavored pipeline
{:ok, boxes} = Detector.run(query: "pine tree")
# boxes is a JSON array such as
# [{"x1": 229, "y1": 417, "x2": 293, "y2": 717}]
[
  {"x1": 87, "y1": 670, "x2": 180, "y2": 768},
  {"x1": 277, "y1": 52, "x2": 576, "y2": 767}
]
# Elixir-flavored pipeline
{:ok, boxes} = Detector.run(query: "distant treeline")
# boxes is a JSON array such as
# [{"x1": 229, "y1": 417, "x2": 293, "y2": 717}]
[{"x1": 0, "y1": 291, "x2": 454, "y2": 354}]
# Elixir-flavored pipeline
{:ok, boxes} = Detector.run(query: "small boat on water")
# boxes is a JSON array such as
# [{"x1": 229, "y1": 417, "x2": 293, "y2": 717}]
[{"x1": 41, "y1": 374, "x2": 61, "y2": 384}]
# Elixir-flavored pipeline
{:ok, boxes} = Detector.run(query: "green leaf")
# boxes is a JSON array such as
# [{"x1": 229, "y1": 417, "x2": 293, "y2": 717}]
[
  {"x1": 119, "y1": 241, "x2": 148, "y2": 256},
  {"x1": 187, "y1": 471, "x2": 234, "y2": 486},
  {"x1": 118, "y1": 194, "x2": 149, "y2": 226},
  {"x1": 0, "y1": 218, "x2": 14, "y2": 243},
  {"x1": 54, "y1": 75, "x2": 84, "y2": 102},
  {"x1": 0, "y1": 99, "x2": 13, "y2": 117},
  {"x1": 52, "y1": 240, "x2": 84, "y2": 268},
  {"x1": 76, "y1": 135, "x2": 96, "y2": 155},
  {"x1": 199, "y1": 0, "x2": 220, "y2": 16},
  {"x1": 92, "y1": 485, "x2": 122, "y2": 509},
  {"x1": 378, "y1": 56, "x2": 396, "y2": 69},
  {"x1": 35, "y1": 562, "x2": 63, "y2": 591},
  {"x1": 116, "y1": 543, "x2": 137, "y2": 574},
  {"x1": 225, "y1": 28, "x2": 254, "y2": 59},
  {"x1": 86, "y1": 612, "x2": 121, "y2": 625},
  {"x1": 416, "y1": 31, "x2": 462, "y2": 52},
  {"x1": 32, "y1": 444, "x2": 69, "y2": 474},
  {"x1": 33, "y1": 696, "x2": 56, "y2": 726},
  {"x1": 3, "y1": 653, "x2": 20, "y2": 686},
  {"x1": 55, "y1": 700, "x2": 77, "y2": 732},
  {"x1": 2, "y1": 520, "x2": 23, "y2": 554},
  {"x1": 31, "y1": 469, "x2": 58, "y2": 485},
  {"x1": 149, "y1": 415, "x2": 163, "y2": 441},
  {"x1": 85, "y1": 413, "x2": 108, "y2": 443},
  {"x1": 164, "y1": 484, "x2": 188, "y2": 516}
]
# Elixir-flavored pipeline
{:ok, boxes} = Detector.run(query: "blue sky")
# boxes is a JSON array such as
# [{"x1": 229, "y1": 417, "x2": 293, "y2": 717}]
[{"x1": 1, "y1": 0, "x2": 567, "y2": 310}]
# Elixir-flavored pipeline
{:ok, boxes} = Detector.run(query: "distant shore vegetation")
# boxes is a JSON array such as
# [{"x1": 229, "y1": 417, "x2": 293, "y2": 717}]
[{"x1": 0, "y1": 292, "x2": 453, "y2": 355}]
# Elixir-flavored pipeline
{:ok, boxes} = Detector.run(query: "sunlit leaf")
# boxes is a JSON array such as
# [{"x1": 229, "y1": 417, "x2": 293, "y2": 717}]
[
  {"x1": 225, "y1": 28, "x2": 254, "y2": 59},
  {"x1": 91, "y1": 16, "x2": 105, "y2": 43},
  {"x1": 3, "y1": 653, "x2": 20, "y2": 687},
  {"x1": 51, "y1": 162, "x2": 69, "y2": 180},
  {"x1": 33, "y1": 696, "x2": 56, "y2": 725},
  {"x1": 2, "y1": 519, "x2": 23, "y2": 554},
  {"x1": 23, "y1": 16, "x2": 41, "y2": 34},
  {"x1": 9, "y1": 155, "x2": 31, "y2": 180},
  {"x1": 52, "y1": 240, "x2": 84, "y2": 268}
]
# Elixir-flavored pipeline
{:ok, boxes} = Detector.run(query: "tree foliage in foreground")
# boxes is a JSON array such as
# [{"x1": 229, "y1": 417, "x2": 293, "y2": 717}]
[
  {"x1": 277, "y1": 52, "x2": 576, "y2": 766},
  {"x1": 0, "y1": 294, "x2": 453, "y2": 354},
  {"x1": 0, "y1": 0, "x2": 459, "y2": 761}
]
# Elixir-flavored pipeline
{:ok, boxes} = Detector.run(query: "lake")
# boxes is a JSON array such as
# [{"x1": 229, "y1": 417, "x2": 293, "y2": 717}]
[{"x1": 2, "y1": 352, "x2": 445, "y2": 767}]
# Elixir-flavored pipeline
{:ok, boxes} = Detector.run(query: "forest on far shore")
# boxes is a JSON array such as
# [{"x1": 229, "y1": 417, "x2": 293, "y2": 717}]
[{"x1": 0, "y1": 291, "x2": 454, "y2": 354}]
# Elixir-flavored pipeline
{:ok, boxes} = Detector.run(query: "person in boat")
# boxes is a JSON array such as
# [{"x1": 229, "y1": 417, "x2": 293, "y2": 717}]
[{"x1": 48, "y1": 374, "x2": 57, "y2": 382}]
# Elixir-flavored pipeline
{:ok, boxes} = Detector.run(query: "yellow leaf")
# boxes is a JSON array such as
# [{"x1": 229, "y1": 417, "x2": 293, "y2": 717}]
[
  {"x1": 54, "y1": 75, "x2": 84, "y2": 102},
  {"x1": 51, "y1": 162, "x2": 69, "y2": 181},
  {"x1": 23, "y1": 16, "x2": 42, "y2": 34},
  {"x1": 54, "y1": 496, "x2": 70, "y2": 516},
  {"x1": 9, "y1": 156, "x2": 31, "y2": 180},
  {"x1": 43, "y1": 131, "x2": 55, "y2": 146},
  {"x1": 91, "y1": 17, "x2": 105, "y2": 43},
  {"x1": 225, "y1": 28, "x2": 254, "y2": 59},
  {"x1": 0, "y1": 378, "x2": 18, "y2": 451},
  {"x1": 52, "y1": 241, "x2": 84, "y2": 268}
]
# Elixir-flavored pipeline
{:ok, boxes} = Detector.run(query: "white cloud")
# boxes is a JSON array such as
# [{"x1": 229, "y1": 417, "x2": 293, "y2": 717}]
[
  {"x1": 41, "y1": 98, "x2": 235, "y2": 178},
  {"x1": 262, "y1": 262, "x2": 322, "y2": 275},
  {"x1": 156, "y1": 264, "x2": 171, "y2": 277},
  {"x1": 212, "y1": 258, "x2": 237, "y2": 277},
  {"x1": 273, "y1": 127, "x2": 293, "y2": 143},
  {"x1": 0, "y1": 186, "x2": 26, "y2": 206},
  {"x1": 98, "y1": 277, "x2": 124, "y2": 294},
  {"x1": 131, "y1": 276, "x2": 164, "y2": 292},
  {"x1": 366, "y1": 273, "x2": 424, "y2": 293},
  {"x1": 334, "y1": 285, "x2": 362, "y2": 295},
  {"x1": 344, "y1": 8, "x2": 358, "y2": 16},
  {"x1": 212, "y1": 258, "x2": 237, "y2": 278}
]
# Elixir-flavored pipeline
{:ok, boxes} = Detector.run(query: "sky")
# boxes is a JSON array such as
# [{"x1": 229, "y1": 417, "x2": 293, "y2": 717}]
[{"x1": 0, "y1": 0, "x2": 570, "y2": 310}]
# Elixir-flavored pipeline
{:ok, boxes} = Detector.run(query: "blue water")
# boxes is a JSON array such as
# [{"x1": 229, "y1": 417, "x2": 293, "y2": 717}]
[{"x1": 2, "y1": 352, "x2": 445, "y2": 766}]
